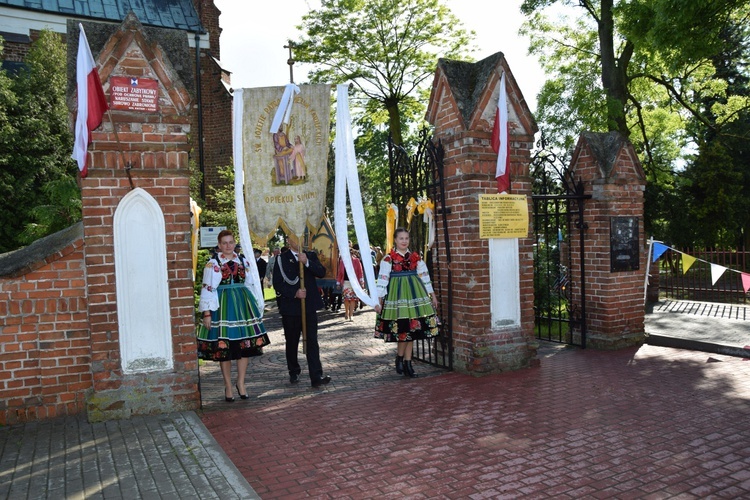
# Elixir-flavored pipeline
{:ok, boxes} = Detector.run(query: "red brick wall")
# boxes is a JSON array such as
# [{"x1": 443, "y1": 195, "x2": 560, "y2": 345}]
[
  {"x1": 192, "y1": 0, "x2": 233, "y2": 209},
  {"x1": 196, "y1": 55, "x2": 233, "y2": 206},
  {"x1": 0, "y1": 235, "x2": 91, "y2": 425},
  {"x1": 429, "y1": 63, "x2": 538, "y2": 374},
  {"x1": 2, "y1": 41, "x2": 30, "y2": 62},
  {"x1": 568, "y1": 135, "x2": 647, "y2": 348}
]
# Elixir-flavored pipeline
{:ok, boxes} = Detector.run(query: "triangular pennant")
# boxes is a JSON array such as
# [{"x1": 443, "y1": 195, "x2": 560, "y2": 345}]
[
  {"x1": 681, "y1": 254, "x2": 697, "y2": 274},
  {"x1": 652, "y1": 242, "x2": 669, "y2": 262},
  {"x1": 710, "y1": 263, "x2": 727, "y2": 285},
  {"x1": 741, "y1": 273, "x2": 750, "y2": 294}
]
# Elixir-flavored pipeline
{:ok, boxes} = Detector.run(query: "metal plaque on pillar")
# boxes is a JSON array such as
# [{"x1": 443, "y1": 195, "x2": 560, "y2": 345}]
[{"x1": 610, "y1": 216, "x2": 639, "y2": 272}]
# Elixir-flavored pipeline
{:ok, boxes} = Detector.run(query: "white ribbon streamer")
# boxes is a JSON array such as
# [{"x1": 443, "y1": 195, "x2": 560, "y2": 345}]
[
  {"x1": 333, "y1": 84, "x2": 378, "y2": 307},
  {"x1": 232, "y1": 88, "x2": 264, "y2": 312},
  {"x1": 424, "y1": 205, "x2": 436, "y2": 249},
  {"x1": 269, "y1": 83, "x2": 300, "y2": 133}
]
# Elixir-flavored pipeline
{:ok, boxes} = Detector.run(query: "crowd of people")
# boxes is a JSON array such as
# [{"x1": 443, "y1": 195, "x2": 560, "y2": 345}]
[{"x1": 196, "y1": 228, "x2": 439, "y2": 401}]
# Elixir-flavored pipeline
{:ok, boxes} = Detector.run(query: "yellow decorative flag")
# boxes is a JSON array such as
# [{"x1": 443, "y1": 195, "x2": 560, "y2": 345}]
[
  {"x1": 681, "y1": 253, "x2": 696, "y2": 274},
  {"x1": 386, "y1": 203, "x2": 398, "y2": 251},
  {"x1": 405, "y1": 197, "x2": 417, "y2": 227},
  {"x1": 190, "y1": 198, "x2": 202, "y2": 281}
]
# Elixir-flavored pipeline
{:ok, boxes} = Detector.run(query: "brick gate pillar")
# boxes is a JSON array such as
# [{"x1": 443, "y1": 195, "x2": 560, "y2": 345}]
[
  {"x1": 426, "y1": 53, "x2": 539, "y2": 374},
  {"x1": 568, "y1": 132, "x2": 647, "y2": 349},
  {"x1": 73, "y1": 16, "x2": 199, "y2": 420}
]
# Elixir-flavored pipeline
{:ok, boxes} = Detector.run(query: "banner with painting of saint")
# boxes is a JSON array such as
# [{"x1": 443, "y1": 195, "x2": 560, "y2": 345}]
[{"x1": 237, "y1": 84, "x2": 331, "y2": 244}]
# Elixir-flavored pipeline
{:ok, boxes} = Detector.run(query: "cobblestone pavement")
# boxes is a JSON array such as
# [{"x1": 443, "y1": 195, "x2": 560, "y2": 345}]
[
  {"x1": 201, "y1": 304, "x2": 750, "y2": 498},
  {"x1": 3, "y1": 301, "x2": 749, "y2": 499},
  {"x1": 196, "y1": 305, "x2": 447, "y2": 412},
  {"x1": 0, "y1": 412, "x2": 257, "y2": 499}
]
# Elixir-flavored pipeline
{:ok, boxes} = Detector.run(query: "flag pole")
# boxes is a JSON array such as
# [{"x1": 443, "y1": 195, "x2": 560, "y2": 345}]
[
  {"x1": 106, "y1": 109, "x2": 135, "y2": 190},
  {"x1": 644, "y1": 236, "x2": 655, "y2": 306}
]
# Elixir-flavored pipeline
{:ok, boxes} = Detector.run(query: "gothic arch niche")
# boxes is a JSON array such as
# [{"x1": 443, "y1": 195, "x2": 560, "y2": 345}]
[{"x1": 114, "y1": 188, "x2": 173, "y2": 374}]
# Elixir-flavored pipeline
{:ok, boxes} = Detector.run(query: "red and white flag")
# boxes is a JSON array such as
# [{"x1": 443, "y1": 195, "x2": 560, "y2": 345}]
[
  {"x1": 491, "y1": 72, "x2": 510, "y2": 193},
  {"x1": 71, "y1": 24, "x2": 108, "y2": 178}
]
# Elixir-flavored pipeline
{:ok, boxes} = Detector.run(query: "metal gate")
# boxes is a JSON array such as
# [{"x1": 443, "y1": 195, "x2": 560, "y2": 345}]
[
  {"x1": 531, "y1": 137, "x2": 590, "y2": 347},
  {"x1": 388, "y1": 130, "x2": 453, "y2": 369}
]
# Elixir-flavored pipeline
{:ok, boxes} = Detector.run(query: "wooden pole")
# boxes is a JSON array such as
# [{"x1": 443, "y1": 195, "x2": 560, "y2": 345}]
[{"x1": 299, "y1": 234, "x2": 307, "y2": 354}]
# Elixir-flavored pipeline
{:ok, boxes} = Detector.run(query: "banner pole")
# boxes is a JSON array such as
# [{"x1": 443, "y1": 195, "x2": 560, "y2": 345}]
[{"x1": 300, "y1": 234, "x2": 307, "y2": 354}]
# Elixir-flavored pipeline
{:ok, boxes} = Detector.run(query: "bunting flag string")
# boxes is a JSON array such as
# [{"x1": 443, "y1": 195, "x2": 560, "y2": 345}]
[{"x1": 649, "y1": 240, "x2": 750, "y2": 293}]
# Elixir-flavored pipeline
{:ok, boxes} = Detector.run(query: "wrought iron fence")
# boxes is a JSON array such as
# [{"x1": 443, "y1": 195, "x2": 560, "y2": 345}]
[{"x1": 388, "y1": 130, "x2": 453, "y2": 369}]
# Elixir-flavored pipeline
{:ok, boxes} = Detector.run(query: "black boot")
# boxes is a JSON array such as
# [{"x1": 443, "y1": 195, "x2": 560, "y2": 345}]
[
  {"x1": 403, "y1": 359, "x2": 418, "y2": 378},
  {"x1": 395, "y1": 355, "x2": 404, "y2": 375}
]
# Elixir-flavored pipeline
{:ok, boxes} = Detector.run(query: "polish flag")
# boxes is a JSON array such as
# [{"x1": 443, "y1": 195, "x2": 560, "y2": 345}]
[
  {"x1": 491, "y1": 72, "x2": 510, "y2": 193},
  {"x1": 71, "y1": 24, "x2": 108, "y2": 178}
]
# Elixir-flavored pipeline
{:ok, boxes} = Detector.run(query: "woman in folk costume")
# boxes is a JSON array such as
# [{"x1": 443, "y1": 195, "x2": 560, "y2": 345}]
[
  {"x1": 373, "y1": 227, "x2": 439, "y2": 378},
  {"x1": 197, "y1": 229, "x2": 270, "y2": 402},
  {"x1": 336, "y1": 247, "x2": 366, "y2": 321}
]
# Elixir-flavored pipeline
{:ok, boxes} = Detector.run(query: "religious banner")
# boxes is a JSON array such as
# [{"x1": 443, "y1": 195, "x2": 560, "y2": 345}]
[{"x1": 237, "y1": 84, "x2": 331, "y2": 244}]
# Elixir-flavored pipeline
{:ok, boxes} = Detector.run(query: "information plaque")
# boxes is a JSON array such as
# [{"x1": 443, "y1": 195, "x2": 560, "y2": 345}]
[
  {"x1": 479, "y1": 194, "x2": 529, "y2": 239},
  {"x1": 199, "y1": 226, "x2": 226, "y2": 249},
  {"x1": 110, "y1": 76, "x2": 159, "y2": 112},
  {"x1": 610, "y1": 216, "x2": 639, "y2": 272}
]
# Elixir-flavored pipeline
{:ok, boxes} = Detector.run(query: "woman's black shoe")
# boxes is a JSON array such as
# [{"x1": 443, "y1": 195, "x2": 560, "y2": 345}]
[
  {"x1": 236, "y1": 384, "x2": 249, "y2": 400},
  {"x1": 395, "y1": 355, "x2": 404, "y2": 375},
  {"x1": 403, "y1": 360, "x2": 418, "y2": 378}
]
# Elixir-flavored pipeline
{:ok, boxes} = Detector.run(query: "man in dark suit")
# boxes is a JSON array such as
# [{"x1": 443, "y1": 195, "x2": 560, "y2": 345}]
[
  {"x1": 254, "y1": 248, "x2": 267, "y2": 280},
  {"x1": 272, "y1": 241, "x2": 332, "y2": 388}
]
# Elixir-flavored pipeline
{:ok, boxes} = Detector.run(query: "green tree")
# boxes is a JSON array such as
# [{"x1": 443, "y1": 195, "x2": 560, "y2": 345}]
[
  {"x1": 294, "y1": 0, "x2": 474, "y2": 145},
  {"x1": 520, "y1": 0, "x2": 750, "y2": 246},
  {"x1": 0, "y1": 30, "x2": 79, "y2": 252},
  {"x1": 673, "y1": 21, "x2": 750, "y2": 248}
]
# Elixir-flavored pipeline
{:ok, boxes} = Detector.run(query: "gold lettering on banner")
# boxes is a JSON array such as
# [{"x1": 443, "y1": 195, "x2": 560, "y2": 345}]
[
  {"x1": 297, "y1": 191, "x2": 316, "y2": 202},
  {"x1": 264, "y1": 194, "x2": 295, "y2": 204},
  {"x1": 254, "y1": 99, "x2": 281, "y2": 139}
]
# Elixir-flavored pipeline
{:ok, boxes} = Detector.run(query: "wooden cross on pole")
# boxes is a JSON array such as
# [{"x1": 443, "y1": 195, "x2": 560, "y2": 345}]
[{"x1": 284, "y1": 41, "x2": 295, "y2": 84}]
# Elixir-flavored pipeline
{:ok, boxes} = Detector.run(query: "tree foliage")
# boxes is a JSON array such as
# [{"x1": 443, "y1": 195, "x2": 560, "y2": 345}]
[
  {"x1": 295, "y1": 0, "x2": 474, "y2": 145},
  {"x1": 520, "y1": 0, "x2": 750, "y2": 247},
  {"x1": 0, "y1": 30, "x2": 79, "y2": 253}
]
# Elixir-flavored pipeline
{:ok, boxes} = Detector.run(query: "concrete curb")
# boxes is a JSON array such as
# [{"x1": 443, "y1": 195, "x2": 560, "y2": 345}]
[{"x1": 646, "y1": 334, "x2": 750, "y2": 359}]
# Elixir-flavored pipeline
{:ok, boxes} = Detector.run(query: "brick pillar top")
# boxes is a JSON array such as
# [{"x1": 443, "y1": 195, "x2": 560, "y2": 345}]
[
  {"x1": 426, "y1": 52, "x2": 537, "y2": 158},
  {"x1": 571, "y1": 131, "x2": 646, "y2": 186}
]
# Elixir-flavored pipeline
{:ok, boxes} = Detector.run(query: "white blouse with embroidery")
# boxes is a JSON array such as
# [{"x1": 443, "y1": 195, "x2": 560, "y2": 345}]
[{"x1": 198, "y1": 253, "x2": 254, "y2": 313}]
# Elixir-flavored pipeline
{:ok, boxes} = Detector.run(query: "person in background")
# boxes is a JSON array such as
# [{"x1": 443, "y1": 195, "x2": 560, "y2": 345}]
[
  {"x1": 336, "y1": 249, "x2": 365, "y2": 321},
  {"x1": 373, "y1": 228, "x2": 439, "y2": 378},
  {"x1": 265, "y1": 247, "x2": 281, "y2": 287},
  {"x1": 273, "y1": 240, "x2": 332, "y2": 388},
  {"x1": 254, "y1": 248, "x2": 267, "y2": 282},
  {"x1": 198, "y1": 230, "x2": 270, "y2": 401}
]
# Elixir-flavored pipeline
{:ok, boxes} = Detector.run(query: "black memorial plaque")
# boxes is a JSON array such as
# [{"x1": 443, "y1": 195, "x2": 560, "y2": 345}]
[{"x1": 610, "y1": 216, "x2": 639, "y2": 272}]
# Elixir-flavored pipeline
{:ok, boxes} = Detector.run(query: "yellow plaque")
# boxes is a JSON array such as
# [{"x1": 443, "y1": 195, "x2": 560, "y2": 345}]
[{"x1": 479, "y1": 194, "x2": 529, "y2": 239}]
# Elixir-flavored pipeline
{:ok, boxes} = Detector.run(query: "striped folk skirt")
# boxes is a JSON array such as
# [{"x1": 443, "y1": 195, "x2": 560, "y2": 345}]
[
  {"x1": 374, "y1": 271, "x2": 439, "y2": 342},
  {"x1": 197, "y1": 283, "x2": 270, "y2": 361}
]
